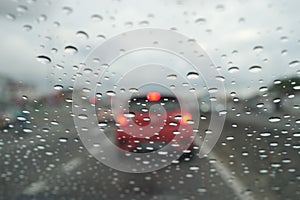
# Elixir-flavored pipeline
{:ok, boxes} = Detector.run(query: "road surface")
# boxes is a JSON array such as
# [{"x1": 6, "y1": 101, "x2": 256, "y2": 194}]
[{"x1": 0, "y1": 102, "x2": 299, "y2": 199}]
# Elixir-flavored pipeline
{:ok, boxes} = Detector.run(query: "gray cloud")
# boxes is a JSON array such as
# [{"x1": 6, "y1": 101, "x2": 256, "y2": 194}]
[{"x1": 0, "y1": 0, "x2": 299, "y2": 97}]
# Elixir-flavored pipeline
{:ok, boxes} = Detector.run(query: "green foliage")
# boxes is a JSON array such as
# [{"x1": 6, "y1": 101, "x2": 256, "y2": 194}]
[{"x1": 269, "y1": 76, "x2": 300, "y2": 93}]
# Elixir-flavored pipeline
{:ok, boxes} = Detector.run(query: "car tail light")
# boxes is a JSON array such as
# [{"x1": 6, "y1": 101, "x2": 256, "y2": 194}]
[
  {"x1": 90, "y1": 96, "x2": 97, "y2": 105},
  {"x1": 147, "y1": 92, "x2": 161, "y2": 102},
  {"x1": 116, "y1": 114, "x2": 128, "y2": 126},
  {"x1": 179, "y1": 113, "x2": 192, "y2": 124}
]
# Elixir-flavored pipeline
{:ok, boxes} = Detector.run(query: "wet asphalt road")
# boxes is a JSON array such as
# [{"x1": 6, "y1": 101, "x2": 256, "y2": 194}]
[{"x1": 0, "y1": 103, "x2": 299, "y2": 200}]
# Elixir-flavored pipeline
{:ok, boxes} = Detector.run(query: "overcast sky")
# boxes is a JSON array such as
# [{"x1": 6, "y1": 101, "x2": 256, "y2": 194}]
[{"x1": 0, "y1": 0, "x2": 299, "y2": 97}]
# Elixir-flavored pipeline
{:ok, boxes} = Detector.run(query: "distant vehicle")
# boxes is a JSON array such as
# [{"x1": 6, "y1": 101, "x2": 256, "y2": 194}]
[
  {"x1": 0, "y1": 111, "x2": 9, "y2": 128},
  {"x1": 0, "y1": 108, "x2": 19, "y2": 129},
  {"x1": 112, "y1": 86, "x2": 195, "y2": 155}
]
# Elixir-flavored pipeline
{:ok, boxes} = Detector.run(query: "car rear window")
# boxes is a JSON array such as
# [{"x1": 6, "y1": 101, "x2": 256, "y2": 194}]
[{"x1": 129, "y1": 96, "x2": 180, "y2": 111}]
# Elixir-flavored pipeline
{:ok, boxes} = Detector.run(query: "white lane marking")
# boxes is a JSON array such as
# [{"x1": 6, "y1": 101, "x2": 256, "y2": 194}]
[
  {"x1": 23, "y1": 157, "x2": 83, "y2": 195},
  {"x1": 23, "y1": 180, "x2": 47, "y2": 195},
  {"x1": 62, "y1": 157, "x2": 82, "y2": 172},
  {"x1": 194, "y1": 139, "x2": 255, "y2": 200}
]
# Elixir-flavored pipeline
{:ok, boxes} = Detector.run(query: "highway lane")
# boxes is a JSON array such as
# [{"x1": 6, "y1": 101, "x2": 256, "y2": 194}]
[{"x1": 0, "y1": 102, "x2": 299, "y2": 199}]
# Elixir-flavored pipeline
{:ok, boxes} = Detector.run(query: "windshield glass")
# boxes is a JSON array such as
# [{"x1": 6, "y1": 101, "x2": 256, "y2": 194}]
[
  {"x1": 129, "y1": 97, "x2": 180, "y2": 111},
  {"x1": 0, "y1": 0, "x2": 299, "y2": 200}
]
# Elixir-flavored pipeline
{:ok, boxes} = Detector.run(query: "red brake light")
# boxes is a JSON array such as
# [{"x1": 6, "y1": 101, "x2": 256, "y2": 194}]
[
  {"x1": 90, "y1": 96, "x2": 97, "y2": 105},
  {"x1": 179, "y1": 113, "x2": 192, "y2": 124},
  {"x1": 116, "y1": 114, "x2": 128, "y2": 126},
  {"x1": 147, "y1": 92, "x2": 161, "y2": 102}
]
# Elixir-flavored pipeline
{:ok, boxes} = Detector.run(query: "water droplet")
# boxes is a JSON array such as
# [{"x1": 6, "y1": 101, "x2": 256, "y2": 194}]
[
  {"x1": 83, "y1": 68, "x2": 92, "y2": 73},
  {"x1": 36, "y1": 55, "x2": 51, "y2": 64},
  {"x1": 242, "y1": 152, "x2": 249, "y2": 156},
  {"x1": 293, "y1": 85, "x2": 300, "y2": 90},
  {"x1": 62, "y1": 6, "x2": 73, "y2": 15},
  {"x1": 81, "y1": 88, "x2": 91, "y2": 93},
  {"x1": 228, "y1": 66, "x2": 239, "y2": 73},
  {"x1": 195, "y1": 18, "x2": 206, "y2": 25},
  {"x1": 219, "y1": 110, "x2": 227, "y2": 115},
  {"x1": 189, "y1": 88, "x2": 196, "y2": 93},
  {"x1": 253, "y1": 45, "x2": 263, "y2": 53},
  {"x1": 173, "y1": 131, "x2": 180, "y2": 135},
  {"x1": 129, "y1": 88, "x2": 139, "y2": 93},
  {"x1": 139, "y1": 20, "x2": 149, "y2": 26},
  {"x1": 93, "y1": 143, "x2": 101, "y2": 148},
  {"x1": 274, "y1": 79, "x2": 281, "y2": 84},
  {"x1": 22, "y1": 95, "x2": 28, "y2": 100},
  {"x1": 187, "y1": 72, "x2": 199, "y2": 79},
  {"x1": 182, "y1": 82, "x2": 189, "y2": 87},
  {"x1": 37, "y1": 14, "x2": 47, "y2": 22},
  {"x1": 17, "y1": 116, "x2": 27, "y2": 121},
  {"x1": 58, "y1": 138, "x2": 68, "y2": 143},
  {"x1": 259, "y1": 86, "x2": 268, "y2": 92},
  {"x1": 6, "y1": 13, "x2": 16, "y2": 21},
  {"x1": 281, "y1": 49, "x2": 287, "y2": 55},
  {"x1": 273, "y1": 98, "x2": 281, "y2": 103},
  {"x1": 97, "y1": 34, "x2": 106, "y2": 41},
  {"x1": 124, "y1": 112, "x2": 135, "y2": 118},
  {"x1": 16, "y1": 5, "x2": 28, "y2": 13},
  {"x1": 259, "y1": 169, "x2": 268, "y2": 174},
  {"x1": 45, "y1": 151, "x2": 54, "y2": 156},
  {"x1": 230, "y1": 92, "x2": 236, "y2": 96},
  {"x1": 268, "y1": 117, "x2": 281, "y2": 123},
  {"x1": 289, "y1": 60, "x2": 299, "y2": 68},
  {"x1": 256, "y1": 103, "x2": 264, "y2": 108},
  {"x1": 167, "y1": 74, "x2": 177, "y2": 80},
  {"x1": 249, "y1": 65, "x2": 262, "y2": 73},
  {"x1": 231, "y1": 123, "x2": 238, "y2": 128},
  {"x1": 42, "y1": 128, "x2": 49, "y2": 133},
  {"x1": 91, "y1": 14, "x2": 103, "y2": 21},
  {"x1": 23, "y1": 24, "x2": 32, "y2": 31},
  {"x1": 51, "y1": 121, "x2": 59, "y2": 125},
  {"x1": 260, "y1": 132, "x2": 271, "y2": 137},
  {"x1": 51, "y1": 48, "x2": 58, "y2": 53},
  {"x1": 280, "y1": 36, "x2": 288, "y2": 42},
  {"x1": 78, "y1": 114, "x2": 88, "y2": 120},
  {"x1": 169, "y1": 122, "x2": 178, "y2": 126},
  {"x1": 23, "y1": 128, "x2": 32, "y2": 133},
  {"x1": 189, "y1": 166, "x2": 200, "y2": 171},
  {"x1": 54, "y1": 84, "x2": 63, "y2": 90},
  {"x1": 216, "y1": 76, "x2": 225, "y2": 82},
  {"x1": 197, "y1": 188, "x2": 207, "y2": 193},
  {"x1": 98, "y1": 122, "x2": 108, "y2": 127},
  {"x1": 100, "y1": 64, "x2": 109, "y2": 69},
  {"x1": 76, "y1": 31, "x2": 89, "y2": 39},
  {"x1": 293, "y1": 132, "x2": 300, "y2": 137},
  {"x1": 124, "y1": 21, "x2": 133, "y2": 28},
  {"x1": 208, "y1": 88, "x2": 218, "y2": 93},
  {"x1": 65, "y1": 98, "x2": 72, "y2": 103},
  {"x1": 106, "y1": 91, "x2": 116, "y2": 96},
  {"x1": 226, "y1": 136, "x2": 234, "y2": 141},
  {"x1": 64, "y1": 45, "x2": 78, "y2": 55},
  {"x1": 232, "y1": 50, "x2": 238, "y2": 55},
  {"x1": 282, "y1": 159, "x2": 291, "y2": 164},
  {"x1": 96, "y1": 93, "x2": 102, "y2": 98},
  {"x1": 53, "y1": 21, "x2": 60, "y2": 27},
  {"x1": 37, "y1": 145, "x2": 45, "y2": 150}
]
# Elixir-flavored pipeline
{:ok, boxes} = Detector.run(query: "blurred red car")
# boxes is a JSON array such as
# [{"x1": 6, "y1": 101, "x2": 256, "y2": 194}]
[{"x1": 115, "y1": 91, "x2": 195, "y2": 154}]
